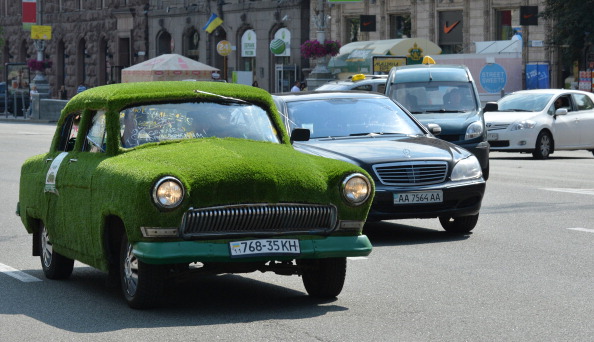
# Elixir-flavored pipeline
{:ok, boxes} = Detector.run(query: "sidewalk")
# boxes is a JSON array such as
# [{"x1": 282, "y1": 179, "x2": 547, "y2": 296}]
[{"x1": 0, "y1": 113, "x2": 56, "y2": 124}]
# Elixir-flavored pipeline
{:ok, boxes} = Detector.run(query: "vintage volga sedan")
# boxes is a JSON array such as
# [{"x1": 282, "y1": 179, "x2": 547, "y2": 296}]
[
  {"x1": 273, "y1": 91, "x2": 486, "y2": 234},
  {"x1": 17, "y1": 82, "x2": 374, "y2": 309}
]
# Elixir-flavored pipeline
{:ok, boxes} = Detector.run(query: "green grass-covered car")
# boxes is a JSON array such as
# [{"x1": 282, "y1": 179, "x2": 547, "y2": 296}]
[{"x1": 17, "y1": 81, "x2": 374, "y2": 309}]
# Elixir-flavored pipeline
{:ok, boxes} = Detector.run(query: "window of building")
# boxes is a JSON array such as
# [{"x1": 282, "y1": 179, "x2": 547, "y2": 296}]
[
  {"x1": 184, "y1": 28, "x2": 200, "y2": 61},
  {"x1": 345, "y1": 17, "x2": 360, "y2": 43},
  {"x1": 156, "y1": 31, "x2": 172, "y2": 55},
  {"x1": 389, "y1": 14, "x2": 411, "y2": 39},
  {"x1": 495, "y1": 9, "x2": 520, "y2": 40}
]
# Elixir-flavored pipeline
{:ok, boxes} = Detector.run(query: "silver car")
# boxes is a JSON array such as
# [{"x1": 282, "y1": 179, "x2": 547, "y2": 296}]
[{"x1": 485, "y1": 89, "x2": 594, "y2": 159}]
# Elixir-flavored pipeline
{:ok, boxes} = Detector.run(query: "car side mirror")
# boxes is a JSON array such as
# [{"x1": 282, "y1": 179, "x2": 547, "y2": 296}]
[
  {"x1": 483, "y1": 102, "x2": 498, "y2": 112},
  {"x1": 290, "y1": 128, "x2": 310, "y2": 143},
  {"x1": 555, "y1": 108, "x2": 568, "y2": 116},
  {"x1": 427, "y1": 123, "x2": 441, "y2": 136}
]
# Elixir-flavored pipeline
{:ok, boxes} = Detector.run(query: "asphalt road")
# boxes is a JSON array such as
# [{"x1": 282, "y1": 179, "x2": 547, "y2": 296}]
[{"x1": 1, "y1": 121, "x2": 593, "y2": 341}]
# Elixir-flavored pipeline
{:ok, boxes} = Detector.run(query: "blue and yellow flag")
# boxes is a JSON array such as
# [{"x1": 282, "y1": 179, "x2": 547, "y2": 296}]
[{"x1": 203, "y1": 13, "x2": 223, "y2": 34}]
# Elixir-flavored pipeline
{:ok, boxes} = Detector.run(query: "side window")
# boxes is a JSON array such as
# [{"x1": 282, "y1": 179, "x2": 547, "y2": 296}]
[
  {"x1": 376, "y1": 83, "x2": 386, "y2": 93},
  {"x1": 57, "y1": 113, "x2": 81, "y2": 151},
  {"x1": 353, "y1": 84, "x2": 372, "y2": 91},
  {"x1": 573, "y1": 94, "x2": 594, "y2": 111},
  {"x1": 84, "y1": 112, "x2": 107, "y2": 153}
]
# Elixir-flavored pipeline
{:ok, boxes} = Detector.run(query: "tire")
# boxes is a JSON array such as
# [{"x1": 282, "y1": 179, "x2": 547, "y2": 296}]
[
  {"x1": 532, "y1": 131, "x2": 552, "y2": 159},
  {"x1": 299, "y1": 257, "x2": 346, "y2": 298},
  {"x1": 439, "y1": 214, "x2": 479, "y2": 234},
  {"x1": 120, "y1": 235, "x2": 166, "y2": 309},
  {"x1": 39, "y1": 223, "x2": 74, "y2": 280}
]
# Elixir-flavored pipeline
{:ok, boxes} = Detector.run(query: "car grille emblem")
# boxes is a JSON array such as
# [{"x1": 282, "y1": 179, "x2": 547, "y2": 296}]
[{"x1": 403, "y1": 149, "x2": 412, "y2": 158}]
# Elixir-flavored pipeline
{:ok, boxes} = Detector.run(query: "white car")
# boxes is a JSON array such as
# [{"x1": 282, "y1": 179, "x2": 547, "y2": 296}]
[{"x1": 484, "y1": 89, "x2": 594, "y2": 159}]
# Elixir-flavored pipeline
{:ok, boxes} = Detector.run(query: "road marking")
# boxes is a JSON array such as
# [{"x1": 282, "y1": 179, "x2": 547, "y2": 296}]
[
  {"x1": 348, "y1": 257, "x2": 368, "y2": 261},
  {"x1": 542, "y1": 188, "x2": 594, "y2": 196},
  {"x1": 567, "y1": 228, "x2": 594, "y2": 233},
  {"x1": 0, "y1": 263, "x2": 42, "y2": 282}
]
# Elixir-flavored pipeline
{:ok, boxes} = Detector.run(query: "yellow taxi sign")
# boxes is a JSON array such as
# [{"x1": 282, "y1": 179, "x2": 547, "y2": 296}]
[
  {"x1": 31, "y1": 25, "x2": 52, "y2": 40},
  {"x1": 351, "y1": 74, "x2": 366, "y2": 81},
  {"x1": 422, "y1": 56, "x2": 436, "y2": 65}
]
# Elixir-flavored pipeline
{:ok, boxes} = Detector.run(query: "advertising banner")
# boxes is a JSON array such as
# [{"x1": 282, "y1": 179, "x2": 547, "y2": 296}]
[
  {"x1": 22, "y1": 0, "x2": 36, "y2": 30},
  {"x1": 526, "y1": 63, "x2": 550, "y2": 90}
]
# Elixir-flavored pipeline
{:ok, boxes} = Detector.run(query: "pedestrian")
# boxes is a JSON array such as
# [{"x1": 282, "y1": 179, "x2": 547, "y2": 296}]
[
  {"x1": 27, "y1": 85, "x2": 38, "y2": 117},
  {"x1": 291, "y1": 81, "x2": 301, "y2": 92},
  {"x1": 299, "y1": 81, "x2": 307, "y2": 91},
  {"x1": 76, "y1": 83, "x2": 87, "y2": 94},
  {"x1": 59, "y1": 85, "x2": 67, "y2": 100}
]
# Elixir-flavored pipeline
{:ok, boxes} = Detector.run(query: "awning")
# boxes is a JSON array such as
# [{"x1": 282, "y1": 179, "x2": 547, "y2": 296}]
[
  {"x1": 122, "y1": 54, "x2": 220, "y2": 82},
  {"x1": 328, "y1": 38, "x2": 442, "y2": 76}
]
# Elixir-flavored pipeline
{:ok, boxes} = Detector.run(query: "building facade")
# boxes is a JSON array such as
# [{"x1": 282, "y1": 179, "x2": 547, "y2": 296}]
[{"x1": 0, "y1": 0, "x2": 576, "y2": 99}]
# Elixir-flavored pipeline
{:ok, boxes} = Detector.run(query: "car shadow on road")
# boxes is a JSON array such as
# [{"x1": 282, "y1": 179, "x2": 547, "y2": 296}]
[
  {"x1": 1, "y1": 266, "x2": 348, "y2": 332},
  {"x1": 363, "y1": 220, "x2": 471, "y2": 247}
]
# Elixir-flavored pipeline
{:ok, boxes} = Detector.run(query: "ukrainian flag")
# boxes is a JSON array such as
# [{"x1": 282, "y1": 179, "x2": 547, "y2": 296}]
[{"x1": 203, "y1": 13, "x2": 223, "y2": 34}]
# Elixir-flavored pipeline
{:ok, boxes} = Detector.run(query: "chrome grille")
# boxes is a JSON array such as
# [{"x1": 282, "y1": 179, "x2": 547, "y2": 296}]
[
  {"x1": 180, "y1": 203, "x2": 337, "y2": 239},
  {"x1": 373, "y1": 161, "x2": 448, "y2": 185},
  {"x1": 486, "y1": 123, "x2": 509, "y2": 131}
]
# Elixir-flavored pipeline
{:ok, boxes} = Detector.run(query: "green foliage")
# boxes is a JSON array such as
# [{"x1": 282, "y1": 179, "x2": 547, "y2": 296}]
[{"x1": 541, "y1": 0, "x2": 594, "y2": 65}]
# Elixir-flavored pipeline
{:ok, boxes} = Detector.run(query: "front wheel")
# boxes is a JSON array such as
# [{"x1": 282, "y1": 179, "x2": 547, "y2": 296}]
[
  {"x1": 439, "y1": 214, "x2": 479, "y2": 234},
  {"x1": 120, "y1": 235, "x2": 167, "y2": 309},
  {"x1": 298, "y1": 257, "x2": 346, "y2": 298},
  {"x1": 532, "y1": 131, "x2": 552, "y2": 159},
  {"x1": 39, "y1": 223, "x2": 74, "y2": 279}
]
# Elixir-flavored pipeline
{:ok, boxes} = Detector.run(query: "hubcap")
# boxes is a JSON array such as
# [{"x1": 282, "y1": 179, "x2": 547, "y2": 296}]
[
  {"x1": 123, "y1": 243, "x2": 139, "y2": 296},
  {"x1": 540, "y1": 135, "x2": 550, "y2": 156},
  {"x1": 41, "y1": 227, "x2": 52, "y2": 268}
]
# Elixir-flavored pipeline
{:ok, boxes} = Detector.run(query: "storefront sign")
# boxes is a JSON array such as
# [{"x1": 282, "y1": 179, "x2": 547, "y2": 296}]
[
  {"x1": 480, "y1": 63, "x2": 507, "y2": 93},
  {"x1": 270, "y1": 28, "x2": 290, "y2": 57},
  {"x1": 241, "y1": 30, "x2": 257, "y2": 57}
]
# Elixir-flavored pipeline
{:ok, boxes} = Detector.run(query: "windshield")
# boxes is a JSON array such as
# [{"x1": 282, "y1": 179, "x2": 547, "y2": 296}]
[
  {"x1": 497, "y1": 93, "x2": 553, "y2": 112},
  {"x1": 120, "y1": 102, "x2": 279, "y2": 148},
  {"x1": 284, "y1": 97, "x2": 423, "y2": 138},
  {"x1": 389, "y1": 81, "x2": 477, "y2": 113}
]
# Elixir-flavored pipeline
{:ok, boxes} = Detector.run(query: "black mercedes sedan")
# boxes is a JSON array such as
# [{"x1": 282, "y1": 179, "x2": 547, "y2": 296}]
[{"x1": 273, "y1": 91, "x2": 486, "y2": 234}]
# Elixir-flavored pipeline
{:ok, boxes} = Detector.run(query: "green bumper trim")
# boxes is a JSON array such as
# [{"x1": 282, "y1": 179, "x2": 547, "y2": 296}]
[{"x1": 133, "y1": 235, "x2": 372, "y2": 264}]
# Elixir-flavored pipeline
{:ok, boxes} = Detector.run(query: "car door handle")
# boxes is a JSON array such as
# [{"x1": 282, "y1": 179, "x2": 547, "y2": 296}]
[
  {"x1": 68, "y1": 158, "x2": 78, "y2": 163},
  {"x1": 45, "y1": 158, "x2": 53, "y2": 163}
]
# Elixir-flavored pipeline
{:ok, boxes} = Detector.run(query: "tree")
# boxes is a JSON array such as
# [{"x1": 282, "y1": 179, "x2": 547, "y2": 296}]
[{"x1": 541, "y1": 0, "x2": 594, "y2": 68}]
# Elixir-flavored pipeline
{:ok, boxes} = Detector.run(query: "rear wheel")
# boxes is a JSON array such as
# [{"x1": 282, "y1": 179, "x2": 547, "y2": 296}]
[
  {"x1": 120, "y1": 235, "x2": 167, "y2": 309},
  {"x1": 439, "y1": 214, "x2": 479, "y2": 234},
  {"x1": 532, "y1": 131, "x2": 552, "y2": 159},
  {"x1": 299, "y1": 257, "x2": 346, "y2": 298},
  {"x1": 39, "y1": 223, "x2": 74, "y2": 280}
]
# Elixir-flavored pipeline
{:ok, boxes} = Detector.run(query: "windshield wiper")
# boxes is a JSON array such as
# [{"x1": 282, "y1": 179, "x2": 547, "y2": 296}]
[{"x1": 425, "y1": 109, "x2": 466, "y2": 113}]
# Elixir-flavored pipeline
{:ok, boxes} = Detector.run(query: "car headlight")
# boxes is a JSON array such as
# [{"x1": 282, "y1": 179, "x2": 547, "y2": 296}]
[
  {"x1": 152, "y1": 176, "x2": 185, "y2": 209},
  {"x1": 342, "y1": 173, "x2": 372, "y2": 206},
  {"x1": 451, "y1": 156, "x2": 482, "y2": 181},
  {"x1": 465, "y1": 121, "x2": 484, "y2": 140},
  {"x1": 510, "y1": 120, "x2": 536, "y2": 131}
]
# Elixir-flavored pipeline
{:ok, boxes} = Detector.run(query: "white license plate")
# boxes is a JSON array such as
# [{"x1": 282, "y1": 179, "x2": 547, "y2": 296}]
[
  {"x1": 393, "y1": 190, "x2": 443, "y2": 204},
  {"x1": 487, "y1": 133, "x2": 499, "y2": 141},
  {"x1": 229, "y1": 239, "x2": 300, "y2": 257}
]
